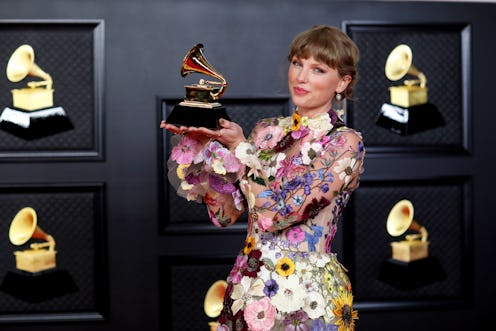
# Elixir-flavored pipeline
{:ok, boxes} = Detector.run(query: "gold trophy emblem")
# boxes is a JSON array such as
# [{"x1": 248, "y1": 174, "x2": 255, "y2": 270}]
[
  {"x1": 386, "y1": 199, "x2": 429, "y2": 262},
  {"x1": 8, "y1": 207, "x2": 57, "y2": 273},
  {"x1": 0, "y1": 44, "x2": 73, "y2": 139},
  {"x1": 378, "y1": 199, "x2": 446, "y2": 290},
  {"x1": 166, "y1": 43, "x2": 230, "y2": 129},
  {"x1": 375, "y1": 44, "x2": 444, "y2": 135},
  {"x1": 7, "y1": 44, "x2": 55, "y2": 111},
  {"x1": 0, "y1": 207, "x2": 78, "y2": 302},
  {"x1": 204, "y1": 280, "x2": 227, "y2": 331}
]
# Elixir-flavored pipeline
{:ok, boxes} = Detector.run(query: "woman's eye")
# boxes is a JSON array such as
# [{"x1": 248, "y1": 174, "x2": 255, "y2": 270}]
[
  {"x1": 292, "y1": 60, "x2": 302, "y2": 67},
  {"x1": 314, "y1": 67, "x2": 325, "y2": 74}
]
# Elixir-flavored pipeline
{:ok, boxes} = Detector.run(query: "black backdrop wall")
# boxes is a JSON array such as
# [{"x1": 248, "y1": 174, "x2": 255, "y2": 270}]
[{"x1": 0, "y1": 0, "x2": 494, "y2": 330}]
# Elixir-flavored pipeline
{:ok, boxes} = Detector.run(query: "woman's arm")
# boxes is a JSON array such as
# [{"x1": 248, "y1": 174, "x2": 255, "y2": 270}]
[
  {"x1": 238, "y1": 128, "x2": 365, "y2": 232},
  {"x1": 162, "y1": 119, "x2": 248, "y2": 227}
]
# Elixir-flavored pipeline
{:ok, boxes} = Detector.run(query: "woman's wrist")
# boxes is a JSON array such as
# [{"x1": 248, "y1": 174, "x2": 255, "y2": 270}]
[{"x1": 228, "y1": 138, "x2": 247, "y2": 151}]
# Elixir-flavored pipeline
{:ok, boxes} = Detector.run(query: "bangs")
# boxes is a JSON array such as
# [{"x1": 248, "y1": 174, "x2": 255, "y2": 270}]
[{"x1": 289, "y1": 32, "x2": 340, "y2": 68}]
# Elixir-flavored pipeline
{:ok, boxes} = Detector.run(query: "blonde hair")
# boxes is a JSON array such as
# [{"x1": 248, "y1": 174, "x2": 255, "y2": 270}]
[{"x1": 288, "y1": 25, "x2": 359, "y2": 99}]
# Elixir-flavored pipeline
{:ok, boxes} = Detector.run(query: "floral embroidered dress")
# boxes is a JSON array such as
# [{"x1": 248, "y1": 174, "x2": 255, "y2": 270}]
[{"x1": 167, "y1": 109, "x2": 365, "y2": 331}]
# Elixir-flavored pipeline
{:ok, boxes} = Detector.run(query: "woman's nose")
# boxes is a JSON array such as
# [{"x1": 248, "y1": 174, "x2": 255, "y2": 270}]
[{"x1": 297, "y1": 68, "x2": 308, "y2": 82}]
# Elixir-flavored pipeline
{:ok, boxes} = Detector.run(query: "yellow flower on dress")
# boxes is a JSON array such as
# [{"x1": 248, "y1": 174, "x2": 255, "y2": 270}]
[
  {"x1": 292, "y1": 111, "x2": 302, "y2": 131},
  {"x1": 275, "y1": 256, "x2": 295, "y2": 277},
  {"x1": 332, "y1": 292, "x2": 358, "y2": 331},
  {"x1": 243, "y1": 236, "x2": 255, "y2": 255},
  {"x1": 301, "y1": 115, "x2": 309, "y2": 127},
  {"x1": 176, "y1": 163, "x2": 190, "y2": 180}
]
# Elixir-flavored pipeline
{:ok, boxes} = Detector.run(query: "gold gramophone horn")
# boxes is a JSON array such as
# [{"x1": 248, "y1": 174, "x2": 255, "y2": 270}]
[
  {"x1": 8, "y1": 207, "x2": 57, "y2": 273},
  {"x1": 180, "y1": 44, "x2": 227, "y2": 100},
  {"x1": 6, "y1": 44, "x2": 53, "y2": 89},
  {"x1": 204, "y1": 279, "x2": 227, "y2": 318},
  {"x1": 385, "y1": 44, "x2": 426, "y2": 88},
  {"x1": 9, "y1": 207, "x2": 55, "y2": 250},
  {"x1": 386, "y1": 199, "x2": 428, "y2": 242}
]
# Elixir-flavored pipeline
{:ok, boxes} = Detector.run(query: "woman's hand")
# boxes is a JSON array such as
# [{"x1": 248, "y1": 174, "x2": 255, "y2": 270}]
[
  {"x1": 161, "y1": 118, "x2": 246, "y2": 150},
  {"x1": 160, "y1": 120, "x2": 211, "y2": 144}
]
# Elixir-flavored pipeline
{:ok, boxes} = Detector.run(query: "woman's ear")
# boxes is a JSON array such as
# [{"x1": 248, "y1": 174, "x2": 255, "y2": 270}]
[{"x1": 336, "y1": 75, "x2": 352, "y2": 94}]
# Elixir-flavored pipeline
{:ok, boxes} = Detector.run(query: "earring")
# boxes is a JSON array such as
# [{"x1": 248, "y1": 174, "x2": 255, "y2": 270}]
[{"x1": 334, "y1": 93, "x2": 345, "y2": 121}]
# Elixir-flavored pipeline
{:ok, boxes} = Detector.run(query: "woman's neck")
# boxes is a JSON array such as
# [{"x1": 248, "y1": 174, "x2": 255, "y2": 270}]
[
  {"x1": 295, "y1": 104, "x2": 332, "y2": 118},
  {"x1": 295, "y1": 108, "x2": 329, "y2": 118}
]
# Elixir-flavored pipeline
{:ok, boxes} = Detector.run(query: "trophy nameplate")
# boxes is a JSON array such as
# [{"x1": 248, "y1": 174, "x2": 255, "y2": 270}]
[
  {"x1": 376, "y1": 44, "x2": 444, "y2": 135},
  {"x1": 166, "y1": 44, "x2": 230, "y2": 129},
  {"x1": 0, "y1": 44, "x2": 73, "y2": 139}
]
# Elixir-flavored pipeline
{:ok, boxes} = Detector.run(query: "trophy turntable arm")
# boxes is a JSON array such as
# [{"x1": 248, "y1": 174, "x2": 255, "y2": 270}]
[
  {"x1": 29, "y1": 234, "x2": 56, "y2": 251},
  {"x1": 27, "y1": 79, "x2": 53, "y2": 89}
]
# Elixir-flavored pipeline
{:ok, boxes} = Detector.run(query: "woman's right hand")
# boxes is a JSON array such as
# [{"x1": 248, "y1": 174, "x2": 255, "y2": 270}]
[
  {"x1": 162, "y1": 118, "x2": 246, "y2": 151},
  {"x1": 160, "y1": 120, "x2": 211, "y2": 144}
]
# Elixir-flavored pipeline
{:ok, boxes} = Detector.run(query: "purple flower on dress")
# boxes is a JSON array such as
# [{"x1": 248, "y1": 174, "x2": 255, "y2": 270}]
[
  {"x1": 263, "y1": 278, "x2": 279, "y2": 297},
  {"x1": 310, "y1": 319, "x2": 338, "y2": 331},
  {"x1": 209, "y1": 174, "x2": 236, "y2": 194},
  {"x1": 282, "y1": 310, "x2": 309, "y2": 331}
]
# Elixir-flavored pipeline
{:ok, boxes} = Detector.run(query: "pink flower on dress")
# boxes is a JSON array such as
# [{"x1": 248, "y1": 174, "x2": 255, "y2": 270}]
[
  {"x1": 244, "y1": 297, "x2": 276, "y2": 331},
  {"x1": 276, "y1": 156, "x2": 306, "y2": 181},
  {"x1": 171, "y1": 137, "x2": 201, "y2": 164},
  {"x1": 328, "y1": 134, "x2": 347, "y2": 150},
  {"x1": 257, "y1": 215, "x2": 273, "y2": 231},
  {"x1": 291, "y1": 126, "x2": 310, "y2": 140},
  {"x1": 286, "y1": 227, "x2": 305, "y2": 246},
  {"x1": 254, "y1": 125, "x2": 284, "y2": 151},
  {"x1": 230, "y1": 255, "x2": 248, "y2": 284},
  {"x1": 223, "y1": 151, "x2": 241, "y2": 173}
]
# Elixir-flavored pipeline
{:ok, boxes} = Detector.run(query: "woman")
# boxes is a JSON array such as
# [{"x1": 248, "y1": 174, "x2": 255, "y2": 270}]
[{"x1": 162, "y1": 25, "x2": 365, "y2": 331}]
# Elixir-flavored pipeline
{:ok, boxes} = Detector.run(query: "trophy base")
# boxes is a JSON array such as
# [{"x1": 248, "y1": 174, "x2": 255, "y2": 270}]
[
  {"x1": 378, "y1": 256, "x2": 446, "y2": 290},
  {"x1": 0, "y1": 268, "x2": 78, "y2": 303},
  {"x1": 166, "y1": 104, "x2": 230, "y2": 129},
  {"x1": 375, "y1": 102, "x2": 444, "y2": 135},
  {"x1": 0, "y1": 106, "x2": 74, "y2": 140}
]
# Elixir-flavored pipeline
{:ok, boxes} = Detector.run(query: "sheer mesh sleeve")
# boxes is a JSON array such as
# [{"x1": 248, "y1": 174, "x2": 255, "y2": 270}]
[{"x1": 166, "y1": 134, "x2": 246, "y2": 227}]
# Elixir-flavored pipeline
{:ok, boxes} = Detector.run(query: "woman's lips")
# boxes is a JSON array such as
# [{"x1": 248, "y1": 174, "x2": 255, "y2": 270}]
[{"x1": 293, "y1": 86, "x2": 308, "y2": 96}]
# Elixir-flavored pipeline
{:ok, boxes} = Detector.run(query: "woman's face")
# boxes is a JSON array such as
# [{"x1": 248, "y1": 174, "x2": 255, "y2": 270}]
[{"x1": 288, "y1": 55, "x2": 350, "y2": 117}]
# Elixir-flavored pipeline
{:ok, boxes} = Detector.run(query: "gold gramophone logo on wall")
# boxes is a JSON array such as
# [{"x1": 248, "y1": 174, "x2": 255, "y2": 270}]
[
  {"x1": 0, "y1": 44, "x2": 73, "y2": 139},
  {"x1": 0, "y1": 206, "x2": 78, "y2": 302},
  {"x1": 8, "y1": 207, "x2": 57, "y2": 273},
  {"x1": 204, "y1": 280, "x2": 227, "y2": 331},
  {"x1": 7, "y1": 44, "x2": 54, "y2": 111},
  {"x1": 385, "y1": 45, "x2": 427, "y2": 108},
  {"x1": 375, "y1": 44, "x2": 444, "y2": 135},
  {"x1": 166, "y1": 43, "x2": 231, "y2": 129},
  {"x1": 378, "y1": 199, "x2": 446, "y2": 290},
  {"x1": 386, "y1": 199, "x2": 429, "y2": 262}
]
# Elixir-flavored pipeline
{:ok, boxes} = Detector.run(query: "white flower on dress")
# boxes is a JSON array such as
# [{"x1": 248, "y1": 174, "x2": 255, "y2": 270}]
[
  {"x1": 309, "y1": 253, "x2": 331, "y2": 268},
  {"x1": 301, "y1": 142, "x2": 323, "y2": 165},
  {"x1": 235, "y1": 142, "x2": 263, "y2": 178},
  {"x1": 295, "y1": 261, "x2": 313, "y2": 281},
  {"x1": 270, "y1": 274, "x2": 306, "y2": 313},
  {"x1": 308, "y1": 113, "x2": 333, "y2": 135},
  {"x1": 303, "y1": 291, "x2": 326, "y2": 319},
  {"x1": 333, "y1": 157, "x2": 358, "y2": 186},
  {"x1": 240, "y1": 179, "x2": 256, "y2": 210},
  {"x1": 263, "y1": 152, "x2": 286, "y2": 178},
  {"x1": 231, "y1": 276, "x2": 265, "y2": 315}
]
